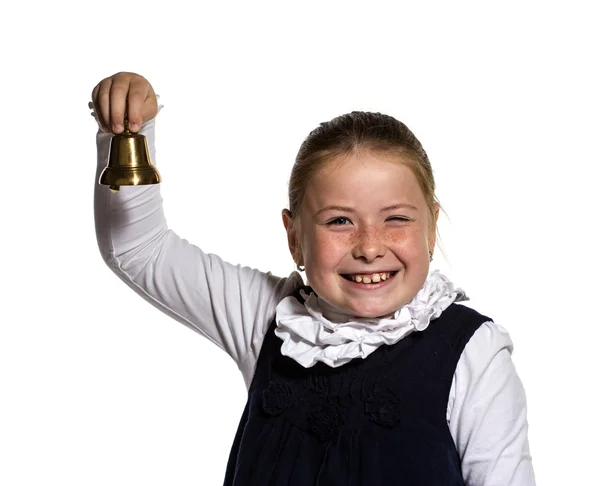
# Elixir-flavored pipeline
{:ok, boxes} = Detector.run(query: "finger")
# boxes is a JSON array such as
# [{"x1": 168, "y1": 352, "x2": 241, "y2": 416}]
[
  {"x1": 93, "y1": 79, "x2": 113, "y2": 133},
  {"x1": 88, "y1": 96, "x2": 105, "y2": 132},
  {"x1": 108, "y1": 74, "x2": 131, "y2": 133},
  {"x1": 125, "y1": 78, "x2": 149, "y2": 132},
  {"x1": 91, "y1": 85, "x2": 100, "y2": 129}
]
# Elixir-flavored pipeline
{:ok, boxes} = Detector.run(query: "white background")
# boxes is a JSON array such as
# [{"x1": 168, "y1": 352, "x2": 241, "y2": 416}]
[{"x1": 1, "y1": 1, "x2": 598, "y2": 484}]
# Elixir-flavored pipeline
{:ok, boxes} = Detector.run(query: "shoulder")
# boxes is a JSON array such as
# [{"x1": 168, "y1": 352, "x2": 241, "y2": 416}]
[
  {"x1": 431, "y1": 302, "x2": 497, "y2": 353},
  {"x1": 443, "y1": 301, "x2": 493, "y2": 324},
  {"x1": 452, "y1": 302, "x2": 514, "y2": 356},
  {"x1": 278, "y1": 271, "x2": 305, "y2": 302}
]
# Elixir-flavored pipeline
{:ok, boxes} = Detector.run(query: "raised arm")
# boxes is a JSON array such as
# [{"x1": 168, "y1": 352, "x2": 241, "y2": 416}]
[{"x1": 91, "y1": 72, "x2": 302, "y2": 387}]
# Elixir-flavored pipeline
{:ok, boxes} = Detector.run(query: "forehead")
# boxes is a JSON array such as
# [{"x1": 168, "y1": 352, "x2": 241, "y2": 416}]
[{"x1": 304, "y1": 151, "x2": 426, "y2": 212}]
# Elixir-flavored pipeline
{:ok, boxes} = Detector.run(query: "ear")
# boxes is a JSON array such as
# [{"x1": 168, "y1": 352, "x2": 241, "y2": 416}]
[
  {"x1": 282, "y1": 209, "x2": 303, "y2": 266},
  {"x1": 428, "y1": 204, "x2": 440, "y2": 253}
]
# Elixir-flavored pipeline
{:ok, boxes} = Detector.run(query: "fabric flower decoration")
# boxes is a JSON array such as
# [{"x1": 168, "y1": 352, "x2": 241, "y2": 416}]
[
  {"x1": 365, "y1": 388, "x2": 401, "y2": 427},
  {"x1": 262, "y1": 380, "x2": 293, "y2": 416},
  {"x1": 308, "y1": 403, "x2": 343, "y2": 442}
]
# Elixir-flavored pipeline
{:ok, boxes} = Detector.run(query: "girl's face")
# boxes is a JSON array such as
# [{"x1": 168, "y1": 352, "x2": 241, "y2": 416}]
[{"x1": 283, "y1": 151, "x2": 438, "y2": 319}]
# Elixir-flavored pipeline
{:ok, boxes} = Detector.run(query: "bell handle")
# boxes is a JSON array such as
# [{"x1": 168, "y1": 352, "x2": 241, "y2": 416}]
[{"x1": 123, "y1": 111, "x2": 131, "y2": 135}]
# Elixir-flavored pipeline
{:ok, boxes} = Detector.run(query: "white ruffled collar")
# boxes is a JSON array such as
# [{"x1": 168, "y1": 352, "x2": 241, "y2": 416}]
[{"x1": 274, "y1": 270, "x2": 468, "y2": 368}]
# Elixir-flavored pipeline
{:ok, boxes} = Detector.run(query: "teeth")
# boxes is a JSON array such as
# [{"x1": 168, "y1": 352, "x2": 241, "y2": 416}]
[{"x1": 349, "y1": 272, "x2": 391, "y2": 283}]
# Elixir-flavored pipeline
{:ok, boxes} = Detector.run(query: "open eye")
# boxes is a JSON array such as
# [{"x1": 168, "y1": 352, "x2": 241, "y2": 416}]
[{"x1": 326, "y1": 217, "x2": 352, "y2": 226}]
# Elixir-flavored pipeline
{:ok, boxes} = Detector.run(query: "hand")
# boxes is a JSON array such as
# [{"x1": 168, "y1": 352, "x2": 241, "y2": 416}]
[{"x1": 90, "y1": 72, "x2": 158, "y2": 134}]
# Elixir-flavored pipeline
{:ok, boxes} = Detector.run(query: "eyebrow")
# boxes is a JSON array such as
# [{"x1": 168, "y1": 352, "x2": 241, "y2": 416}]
[{"x1": 315, "y1": 203, "x2": 418, "y2": 217}]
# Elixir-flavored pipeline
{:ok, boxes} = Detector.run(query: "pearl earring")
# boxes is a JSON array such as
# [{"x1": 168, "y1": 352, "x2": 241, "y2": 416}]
[{"x1": 296, "y1": 263, "x2": 305, "y2": 272}]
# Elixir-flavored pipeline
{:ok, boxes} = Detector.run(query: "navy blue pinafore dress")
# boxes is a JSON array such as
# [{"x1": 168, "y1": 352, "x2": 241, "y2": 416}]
[{"x1": 223, "y1": 289, "x2": 491, "y2": 486}]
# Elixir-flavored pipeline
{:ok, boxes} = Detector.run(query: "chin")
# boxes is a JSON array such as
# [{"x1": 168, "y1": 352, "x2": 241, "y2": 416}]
[{"x1": 346, "y1": 301, "x2": 400, "y2": 319}]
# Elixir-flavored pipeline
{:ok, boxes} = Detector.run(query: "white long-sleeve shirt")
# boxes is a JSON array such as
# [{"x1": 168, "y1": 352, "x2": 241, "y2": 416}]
[{"x1": 94, "y1": 116, "x2": 536, "y2": 485}]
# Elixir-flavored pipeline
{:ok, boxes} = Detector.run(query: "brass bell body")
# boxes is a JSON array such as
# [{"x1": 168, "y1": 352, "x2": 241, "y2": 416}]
[{"x1": 99, "y1": 123, "x2": 161, "y2": 192}]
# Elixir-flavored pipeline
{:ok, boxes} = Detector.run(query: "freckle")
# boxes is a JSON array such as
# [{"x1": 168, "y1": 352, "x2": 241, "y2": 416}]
[{"x1": 388, "y1": 231, "x2": 405, "y2": 244}]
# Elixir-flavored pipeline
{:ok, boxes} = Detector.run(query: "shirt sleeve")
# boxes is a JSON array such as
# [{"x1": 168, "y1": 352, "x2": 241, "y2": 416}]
[
  {"x1": 447, "y1": 320, "x2": 536, "y2": 486},
  {"x1": 93, "y1": 113, "x2": 303, "y2": 387}
]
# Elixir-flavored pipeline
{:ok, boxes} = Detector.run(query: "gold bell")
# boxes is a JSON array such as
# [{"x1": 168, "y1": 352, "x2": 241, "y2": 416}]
[{"x1": 99, "y1": 113, "x2": 161, "y2": 192}]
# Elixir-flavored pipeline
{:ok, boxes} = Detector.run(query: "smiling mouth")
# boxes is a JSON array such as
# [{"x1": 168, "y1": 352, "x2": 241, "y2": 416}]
[{"x1": 341, "y1": 271, "x2": 398, "y2": 284}]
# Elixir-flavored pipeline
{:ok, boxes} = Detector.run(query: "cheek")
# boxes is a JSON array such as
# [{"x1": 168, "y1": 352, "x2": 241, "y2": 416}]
[
  {"x1": 387, "y1": 227, "x2": 430, "y2": 255},
  {"x1": 305, "y1": 231, "x2": 350, "y2": 266}
]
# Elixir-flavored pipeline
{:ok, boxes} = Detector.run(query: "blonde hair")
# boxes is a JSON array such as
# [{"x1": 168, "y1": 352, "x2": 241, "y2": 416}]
[{"x1": 289, "y1": 112, "x2": 442, "y2": 237}]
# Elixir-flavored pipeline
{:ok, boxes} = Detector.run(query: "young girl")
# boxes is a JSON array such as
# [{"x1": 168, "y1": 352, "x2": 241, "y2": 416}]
[{"x1": 91, "y1": 72, "x2": 535, "y2": 485}]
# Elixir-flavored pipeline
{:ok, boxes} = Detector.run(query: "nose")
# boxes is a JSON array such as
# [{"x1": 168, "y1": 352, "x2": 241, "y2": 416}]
[{"x1": 351, "y1": 227, "x2": 386, "y2": 263}]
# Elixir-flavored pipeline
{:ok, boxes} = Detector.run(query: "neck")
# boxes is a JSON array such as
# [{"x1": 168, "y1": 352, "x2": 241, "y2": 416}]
[{"x1": 316, "y1": 295, "x2": 397, "y2": 322}]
